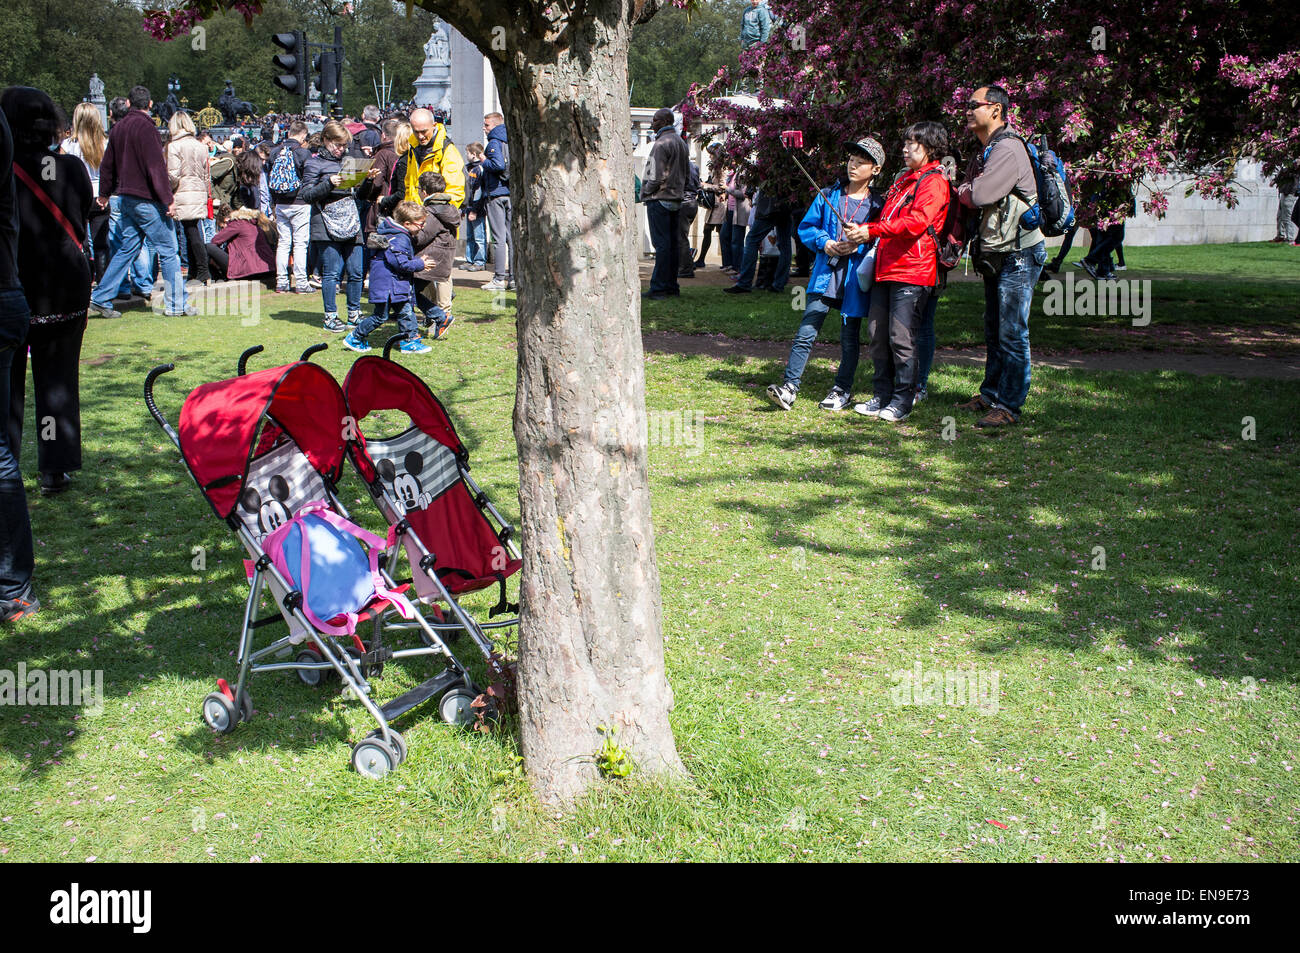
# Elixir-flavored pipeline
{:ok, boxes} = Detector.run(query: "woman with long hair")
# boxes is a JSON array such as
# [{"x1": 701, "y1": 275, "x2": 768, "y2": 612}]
[
  {"x1": 61, "y1": 102, "x2": 110, "y2": 283},
  {"x1": 296, "y1": 121, "x2": 364, "y2": 331},
  {"x1": 165, "y1": 110, "x2": 213, "y2": 285},
  {"x1": 1, "y1": 86, "x2": 93, "y2": 496}
]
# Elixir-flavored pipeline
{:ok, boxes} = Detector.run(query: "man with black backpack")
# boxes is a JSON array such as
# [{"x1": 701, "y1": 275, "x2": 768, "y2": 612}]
[
  {"x1": 268, "y1": 120, "x2": 313, "y2": 294},
  {"x1": 955, "y1": 84, "x2": 1047, "y2": 430}
]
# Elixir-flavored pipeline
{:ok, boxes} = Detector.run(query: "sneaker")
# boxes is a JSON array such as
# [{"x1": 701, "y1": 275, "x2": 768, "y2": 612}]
[
  {"x1": 879, "y1": 402, "x2": 910, "y2": 423},
  {"x1": 483, "y1": 277, "x2": 509, "y2": 291},
  {"x1": 276, "y1": 281, "x2": 290, "y2": 293},
  {"x1": 765, "y1": 382, "x2": 797, "y2": 411},
  {"x1": 88, "y1": 301, "x2": 121, "y2": 320},
  {"x1": 954, "y1": 393, "x2": 992, "y2": 412},
  {"x1": 976, "y1": 407, "x2": 1018, "y2": 428},
  {"x1": 818, "y1": 386, "x2": 853, "y2": 411},
  {"x1": 853, "y1": 396, "x2": 885, "y2": 417},
  {"x1": 323, "y1": 314, "x2": 346, "y2": 333},
  {"x1": 913, "y1": 386, "x2": 927, "y2": 405},
  {"x1": 1080, "y1": 259, "x2": 1101, "y2": 280},
  {"x1": 506, "y1": 279, "x2": 516, "y2": 291},
  {"x1": 294, "y1": 284, "x2": 314, "y2": 295},
  {"x1": 165, "y1": 304, "x2": 199, "y2": 317},
  {"x1": 1114, "y1": 264, "x2": 1127, "y2": 272},
  {"x1": 309, "y1": 275, "x2": 323, "y2": 288},
  {"x1": 342, "y1": 331, "x2": 371, "y2": 353},
  {"x1": 0, "y1": 591, "x2": 39, "y2": 623},
  {"x1": 722, "y1": 285, "x2": 751, "y2": 294},
  {"x1": 399, "y1": 337, "x2": 432, "y2": 354},
  {"x1": 38, "y1": 471, "x2": 72, "y2": 495},
  {"x1": 432, "y1": 313, "x2": 456, "y2": 340},
  {"x1": 347, "y1": 311, "x2": 363, "y2": 327}
]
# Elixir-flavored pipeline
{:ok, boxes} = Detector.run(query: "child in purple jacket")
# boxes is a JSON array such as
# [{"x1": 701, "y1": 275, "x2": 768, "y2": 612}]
[{"x1": 344, "y1": 201, "x2": 431, "y2": 355}]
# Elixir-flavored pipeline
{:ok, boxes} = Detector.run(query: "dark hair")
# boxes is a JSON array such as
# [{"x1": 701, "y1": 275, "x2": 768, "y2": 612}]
[
  {"x1": 0, "y1": 86, "x2": 61, "y2": 154},
  {"x1": 380, "y1": 118, "x2": 399, "y2": 140},
  {"x1": 128, "y1": 86, "x2": 151, "y2": 111},
  {"x1": 418, "y1": 170, "x2": 446, "y2": 195},
  {"x1": 109, "y1": 97, "x2": 130, "y2": 122},
  {"x1": 902, "y1": 121, "x2": 948, "y2": 163},
  {"x1": 235, "y1": 150, "x2": 262, "y2": 186},
  {"x1": 982, "y1": 85, "x2": 1011, "y2": 123}
]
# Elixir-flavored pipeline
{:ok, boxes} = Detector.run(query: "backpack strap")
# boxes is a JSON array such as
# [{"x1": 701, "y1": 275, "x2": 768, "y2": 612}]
[{"x1": 14, "y1": 164, "x2": 82, "y2": 251}]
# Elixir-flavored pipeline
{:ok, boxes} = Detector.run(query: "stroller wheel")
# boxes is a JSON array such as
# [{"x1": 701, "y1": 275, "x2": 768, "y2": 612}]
[
  {"x1": 366, "y1": 728, "x2": 407, "y2": 766},
  {"x1": 202, "y1": 692, "x2": 239, "y2": 735},
  {"x1": 237, "y1": 690, "x2": 254, "y2": 723},
  {"x1": 351, "y1": 738, "x2": 397, "y2": 779},
  {"x1": 296, "y1": 648, "x2": 326, "y2": 686},
  {"x1": 439, "y1": 688, "x2": 477, "y2": 727}
]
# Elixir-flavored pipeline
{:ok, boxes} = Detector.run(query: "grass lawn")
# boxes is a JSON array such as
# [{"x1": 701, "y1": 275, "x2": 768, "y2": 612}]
[
  {"x1": 646, "y1": 241, "x2": 1300, "y2": 355},
  {"x1": 1, "y1": 248, "x2": 1297, "y2": 862}
]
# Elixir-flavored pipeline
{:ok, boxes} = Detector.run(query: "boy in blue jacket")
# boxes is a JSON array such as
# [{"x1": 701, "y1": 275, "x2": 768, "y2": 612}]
[
  {"x1": 343, "y1": 201, "x2": 432, "y2": 355},
  {"x1": 766, "y1": 136, "x2": 885, "y2": 411}
]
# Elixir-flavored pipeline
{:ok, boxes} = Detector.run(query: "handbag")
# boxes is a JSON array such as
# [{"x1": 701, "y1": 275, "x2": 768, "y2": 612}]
[
  {"x1": 855, "y1": 240, "x2": 878, "y2": 292},
  {"x1": 321, "y1": 193, "x2": 360, "y2": 240}
]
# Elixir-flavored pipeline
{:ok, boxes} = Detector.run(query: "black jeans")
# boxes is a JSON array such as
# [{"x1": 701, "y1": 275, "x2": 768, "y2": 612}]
[
  {"x1": 0, "y1": 288, "x2": 34, "y2": 601},
  {"x1": 7, "y1": 315, "x2": 85, "y2": 477},
  {"x1": 867, "y1": 281, "x2": 931, "y2": 412},
  {"x1": 646, "y1": 200, "x2": 680, "y2": 295},
  {"x1": 180, "y1": 219, "x2": 210, "y2": 283},
  {"x1": 88, "y1": 205, "x2": 112, "y2": 283},
  {"x1": 205, "y1": 243, "x2": 229, "y2": 279}
]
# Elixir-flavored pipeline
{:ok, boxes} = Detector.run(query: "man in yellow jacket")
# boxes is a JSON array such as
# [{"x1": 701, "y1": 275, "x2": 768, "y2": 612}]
[{"x1": 384, "y1": 108, "x2": 465, "y2": 209}]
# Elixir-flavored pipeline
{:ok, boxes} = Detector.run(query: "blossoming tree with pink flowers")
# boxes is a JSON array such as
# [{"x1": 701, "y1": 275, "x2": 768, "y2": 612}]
[{"x1": 688, "y1": 0, "x2": 1299, "y2": 227}]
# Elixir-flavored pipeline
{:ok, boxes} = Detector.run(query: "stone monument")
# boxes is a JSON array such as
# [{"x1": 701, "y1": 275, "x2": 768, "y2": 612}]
[
  {"x1": 88, "y1": 74, "x2": 106, "y2": 129},
  {"x1": 413, "y1": 20, "x2": 453, "y2": 122}
]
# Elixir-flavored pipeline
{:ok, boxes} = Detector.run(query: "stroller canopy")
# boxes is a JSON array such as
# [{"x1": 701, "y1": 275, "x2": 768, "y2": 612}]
[
  {"x1": 179, "y1": 362, "x2": 350, "y2": 520},
  {"x1": 343, "y1": 356, "x2": 465, "y2": 483}
]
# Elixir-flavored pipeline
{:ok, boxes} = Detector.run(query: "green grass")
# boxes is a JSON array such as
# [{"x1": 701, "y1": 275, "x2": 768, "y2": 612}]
[
  {"x1": 645, "y1": 241, "x2": 1300, "y2": 354},
  {"x1": 1, "y1": 253, "x2": 1297, "y2": 862}
]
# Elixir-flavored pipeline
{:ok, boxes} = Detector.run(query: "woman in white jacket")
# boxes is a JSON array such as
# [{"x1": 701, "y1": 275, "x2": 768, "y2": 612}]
[{"x1": 165, "y1": 111, "x2": 212, "y2": 285}]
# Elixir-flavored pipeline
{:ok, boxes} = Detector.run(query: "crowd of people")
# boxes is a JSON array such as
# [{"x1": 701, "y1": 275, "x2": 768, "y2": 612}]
[
  {"x1": 0, "y1": 81, "x2": 517, "y2": 623},
  {"x1": 644, "y1": 84, "x2": 1110, "y2": 431}
]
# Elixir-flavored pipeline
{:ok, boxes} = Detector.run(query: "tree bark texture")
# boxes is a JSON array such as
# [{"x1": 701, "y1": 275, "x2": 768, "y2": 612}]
[{"x1": 426, "y1": 0, "x2": 683, "y2": 803}]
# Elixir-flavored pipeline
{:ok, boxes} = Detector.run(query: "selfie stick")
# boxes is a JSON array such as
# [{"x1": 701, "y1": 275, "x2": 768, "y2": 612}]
[{"x1": 780, "y1": 129, "x2": 847, "y2": 227}]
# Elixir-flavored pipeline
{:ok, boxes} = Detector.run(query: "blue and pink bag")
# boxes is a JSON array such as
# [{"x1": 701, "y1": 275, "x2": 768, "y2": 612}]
[{"x1": 263, "y1": 500, "x2": 414, "y2": 635}]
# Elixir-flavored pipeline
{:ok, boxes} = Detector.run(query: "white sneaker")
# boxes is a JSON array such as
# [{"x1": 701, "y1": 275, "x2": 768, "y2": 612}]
[
  {"x1": 818, "y1": 386, "x2": 853, "y2": 411},
  {"x1": 913, "y1": 386, "x2": 927, "y2": 405},
  {"x1": 879, "y1": 402, "x2": 910, "y2": 423},
  {"x1": 765, "y1": 382, "x2": 796, "y2": 411},
  {"x1": 853, "y1": 396, "x2": 885, "y2": 417}
]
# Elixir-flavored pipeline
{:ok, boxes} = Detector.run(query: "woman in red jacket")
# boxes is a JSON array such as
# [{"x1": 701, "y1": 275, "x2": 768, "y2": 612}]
[
  {"x1": 848, "y1": 121, "x2": 950, "y2": 423},
  {"x1": 204, "y1": 208, "x2": 275, "y2": 284}
]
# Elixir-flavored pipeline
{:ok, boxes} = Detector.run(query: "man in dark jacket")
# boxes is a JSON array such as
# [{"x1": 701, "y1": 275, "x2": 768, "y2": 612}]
[
  {"x1": 480, "y1": 112, "x2": 513, "y2": 291},
  {"x1": 0, "y1": 108, "x2": 38, "y2": 622},
  {"x1": 677, "y1": 149, "x2": 701, "y2": 279},
  {"x1": 268, "y1": 120, "x2": 313, "y2": 293},
  {"x1": 89, "y1": 86, "x2": 192, "y2": 318},
  {"x1": 640, "y1": 108, "x2": 690, "y2": 299}
]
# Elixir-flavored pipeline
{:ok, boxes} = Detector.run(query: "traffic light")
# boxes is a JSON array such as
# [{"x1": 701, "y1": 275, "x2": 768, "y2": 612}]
[
  {"x1": 271, "y1": 31, "x2": 306, "y2": 96},
  {"x1": 313, "y1": 48, "x2": 338, "y2": 100}
]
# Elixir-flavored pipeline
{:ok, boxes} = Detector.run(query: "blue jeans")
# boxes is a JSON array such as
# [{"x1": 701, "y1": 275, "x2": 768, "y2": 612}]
[
  {"x1": 916, "y1": 289, "x2": 938, "y2": 391},
  {"x1": 355, "y1": 300, "x2": 418, "y2": 341},
  {"x1": 782, "y1": 297, "x2": 861, "y2": 394},
  {"x1": 646, "y1": 200, "x2": 679, "y2": 295},
  {"x1": 0, "y1": 288, "x2": 34, "y2": 601},
  {"x1": 979, "y1": 241, "x2": 1047, "y2": 417},
  {"x1": 93, "y1": 196, "x2": 184, "y2": 313},
  {"x1": 464, "y1": 213, "x2": 487, "y2": 267},
  {"x1": 107, "y1": 196, "x2": 158, "y2": 297},
  {"x1": 735, "y1": 212, "x2": 793, "y2": 290},
  {"x1": 728, "y1": 219, "x2": 747, "y2": 274},
  {"x1": 316, "y1": 240, "x2": 363, "y2": 316}
]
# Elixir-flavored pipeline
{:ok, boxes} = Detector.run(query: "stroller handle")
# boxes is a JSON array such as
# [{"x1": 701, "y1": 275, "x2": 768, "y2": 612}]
[
  {"x1": 144, "y1": 363, "x2": 180, "y2": 447},
  {"x1": 300, "y1": 343, "x2": 328, "y2": 362},
  {"x1": 236, "y1": 345, "x2": 264, "y2": 376},
  {"x1": 382, "y1": 333, "x2": 406, "y2": 361}
]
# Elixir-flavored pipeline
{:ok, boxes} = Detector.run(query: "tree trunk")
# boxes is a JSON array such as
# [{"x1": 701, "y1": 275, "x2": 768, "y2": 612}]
[{"x1": 430, "y1": 0, "x2": 684, "y2": 803}]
